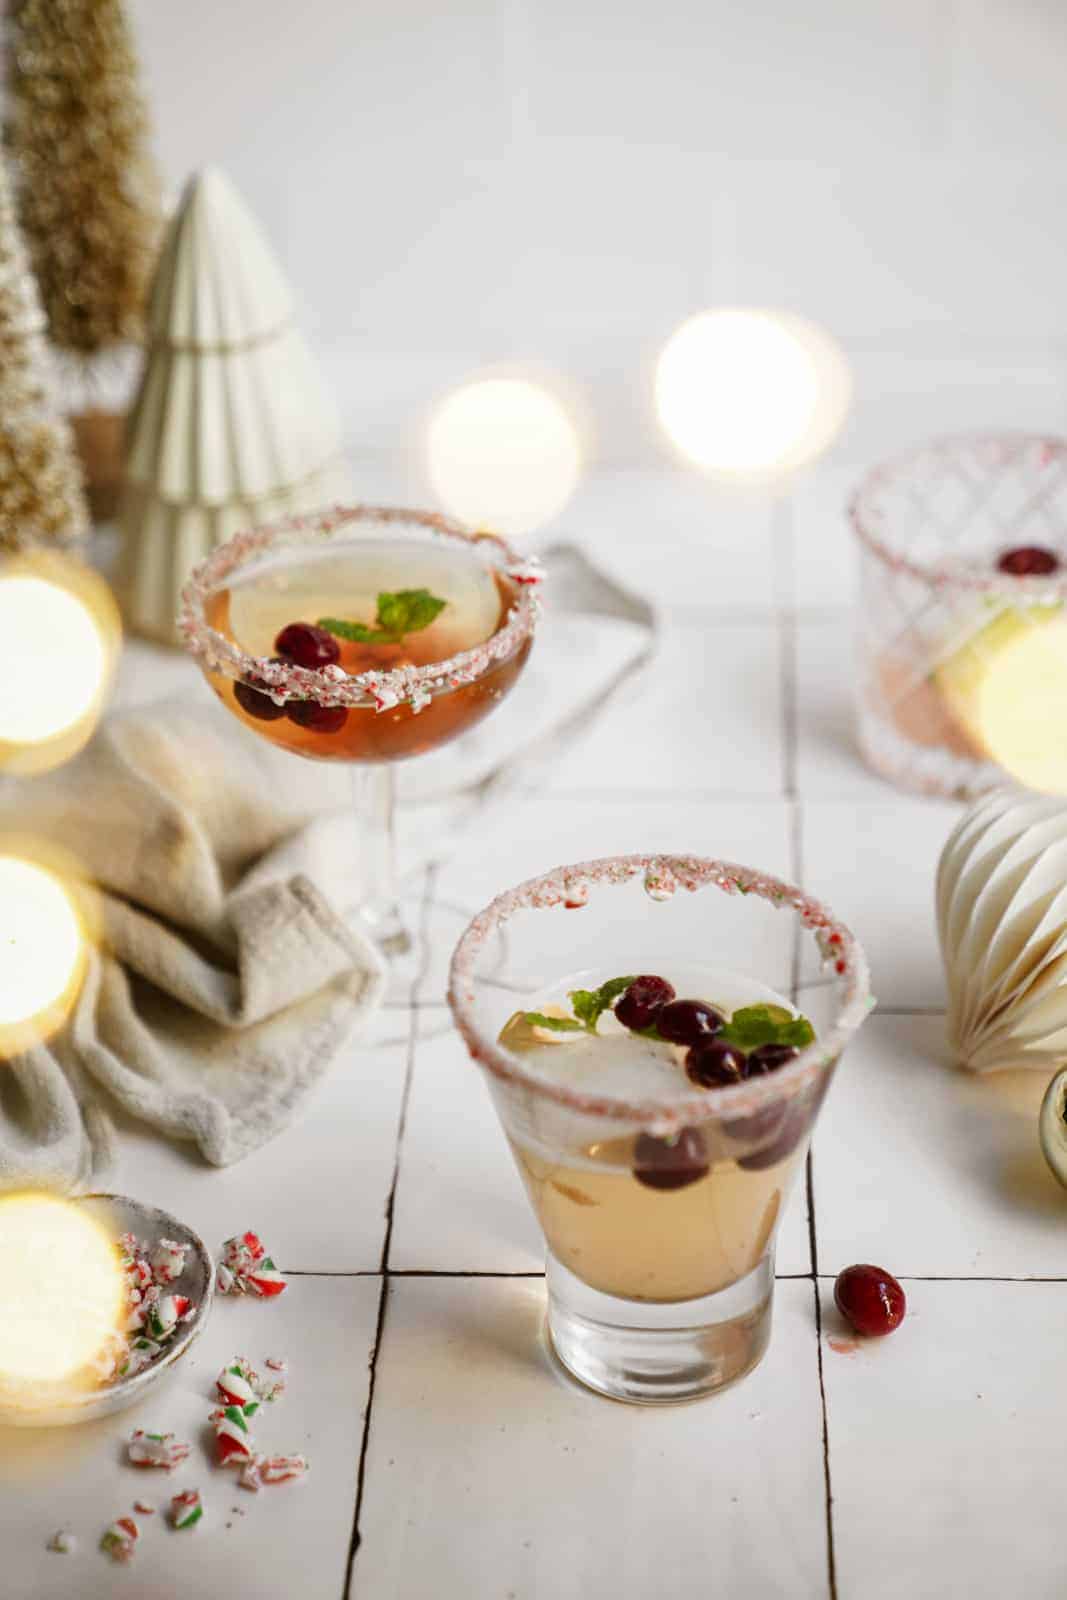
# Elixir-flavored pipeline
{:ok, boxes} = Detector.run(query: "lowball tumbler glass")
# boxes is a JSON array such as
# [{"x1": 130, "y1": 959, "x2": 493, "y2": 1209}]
[
  {"x1": 850, "y1": 432, "x2": 1067, "y2": 798},
  {"x1": 449, "y1": 854, "x2": 871, "y2": 1403}
]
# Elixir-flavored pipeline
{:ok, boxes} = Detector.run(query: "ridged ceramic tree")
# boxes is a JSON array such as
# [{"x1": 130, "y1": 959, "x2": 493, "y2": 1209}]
[
  {"x1": 5, "y1": 0, "x2": 163, "y2": 520},
  {"x1": 0, "y1": 153, "x2": 89, "y2": 553},
  {"x1": 117, "y1": 168, "x2": 352, "y2": 645}
]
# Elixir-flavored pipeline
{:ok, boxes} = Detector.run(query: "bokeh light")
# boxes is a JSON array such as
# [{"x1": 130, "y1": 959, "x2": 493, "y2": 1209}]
[
  {"x1": 426, "y1": 377, "x2": 582, "y2": 538},
  {"x1": 0, "y1": 856, "x2": 88, "y2": 1056},
  {"x1": 655, "y1": 308, "x2": 851, "y2": 480},
  {"x1": 977, "y1": 616, "x2": 1067, "y2": 793},
  {"x1": 0, "y1": 553, "x2": 121, "y2": 775},
  {"x1": 0, "y1": 1193, "x2": 124, "y2": 1386}
]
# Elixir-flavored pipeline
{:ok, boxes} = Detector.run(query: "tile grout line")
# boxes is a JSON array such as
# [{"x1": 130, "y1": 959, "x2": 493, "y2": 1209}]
[
  {"x1": 779, "y1": 495, "x2": 839, "y2": 1600},
  {"x1": 286, "y1": 1267, "x2": 1067, "y2": 1284},
  {"x1": 340, "y1": 871, "x2": 433, "y2": 1600}
]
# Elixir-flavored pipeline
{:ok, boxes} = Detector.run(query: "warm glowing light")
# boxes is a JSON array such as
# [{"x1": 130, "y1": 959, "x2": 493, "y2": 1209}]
[
  {"x1": 426, "y1": 377, "x2": 582, "y2": 537},
  {"x1": 0, "y1": 556, "x2": 120, "y2": 775},
  {"x1": 977, "y1": 617, "x2": 1067, "y2": 793},
  {"x1": 0, "y1": 1193, "x2": 124, "y2": 1384},
  {"x1": 0, "y1": 857, "x2": 86, "y2": 1053},
  {"x1": 655, "y1": 308, "x2": 851, "y2": 480}
]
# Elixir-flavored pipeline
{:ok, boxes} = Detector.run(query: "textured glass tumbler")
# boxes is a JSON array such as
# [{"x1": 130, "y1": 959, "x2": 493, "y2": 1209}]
[
  {"x1": 850, "y1": 433, "x2": 1067, "y2": 799},
  {"x1": 448, "y1": 854, "x2": 871, "y2": 1404}
]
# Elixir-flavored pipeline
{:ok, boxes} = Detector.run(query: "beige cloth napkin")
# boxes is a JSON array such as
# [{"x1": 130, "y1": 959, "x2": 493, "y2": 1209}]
[{"x1": 0, "y1": 707, "x2": 386, "y2": 1192}]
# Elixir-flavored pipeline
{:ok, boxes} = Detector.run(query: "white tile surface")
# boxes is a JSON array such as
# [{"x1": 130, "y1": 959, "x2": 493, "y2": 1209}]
[
  {"x1": 812, "y1": 1013, "x2": 1065, "y2": 1278},
  {"x1": 794, "y1": 616, "x2": 896, "y2": 799},
  {"x1": 547, "y1": 622, "x2": 784, "y2": 796},
  {"x1": 822, "y1": 1278, "x2": 1067, "y2": 1599},
  {"x1": 352, "y1": 1276, "x2": 828, "y2": 1599},
  {"x1": 107, "y1": 1034, "x2": 410, "y2": 1272},
  {"x1": 0, "y1": 1276, "x2": 378, "y2": 1600},
  {"x1": 800, "y1": 797, "x2": 964, "y2": 1007},
  {"x1": 550, "y1": 469, "x2": 779, "y2": 614}
]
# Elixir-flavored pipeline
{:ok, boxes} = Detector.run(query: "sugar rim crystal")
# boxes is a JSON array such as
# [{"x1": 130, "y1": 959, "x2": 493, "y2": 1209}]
[
  {"x1": 178, "y1": 504, "x2": 542, "y2": 713},
  {"x1": 448, "y1": 853, "x2": 873, "y2": 1132}
]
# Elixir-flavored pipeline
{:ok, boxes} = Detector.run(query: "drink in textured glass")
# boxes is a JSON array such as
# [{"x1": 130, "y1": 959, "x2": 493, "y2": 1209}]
[{"x1": 450, "y1": 854, "x2": 871, "y2": 1404}]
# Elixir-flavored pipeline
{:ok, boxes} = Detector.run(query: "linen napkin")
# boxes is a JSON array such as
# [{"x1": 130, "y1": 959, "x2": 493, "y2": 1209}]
[{"x1": 0, "y1": 706, "x2": 386, "y2": 1192}]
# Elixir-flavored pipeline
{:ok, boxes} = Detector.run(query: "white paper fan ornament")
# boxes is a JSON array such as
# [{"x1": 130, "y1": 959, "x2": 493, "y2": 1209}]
[
  {"x1": 118, "y1": 168, "x2": 352, "y2": 644},
  {"x1": 938, "y1": 788, "x2": 1067, "y2": 1072}
]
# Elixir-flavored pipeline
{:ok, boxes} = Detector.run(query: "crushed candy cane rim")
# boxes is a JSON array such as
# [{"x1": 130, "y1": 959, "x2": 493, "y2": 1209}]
[
  {"x1": 849, "y1": 431, "x2": 1067, "y2": 595},
  {"x1": 178, "y1": 504, "x2": 543, "y2": 711},
  {"x1": 448, "y1": 854, "x2": 873, "y2": 1130}
]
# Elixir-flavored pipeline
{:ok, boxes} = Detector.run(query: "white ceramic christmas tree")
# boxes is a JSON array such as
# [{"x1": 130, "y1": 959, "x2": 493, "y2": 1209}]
[{"x1": 118, "y1": 167, "x2": 351, "y2": 643}]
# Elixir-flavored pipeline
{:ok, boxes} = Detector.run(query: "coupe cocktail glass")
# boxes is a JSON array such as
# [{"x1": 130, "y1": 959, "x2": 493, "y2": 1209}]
[
  {"x1": 449, "y1": 853, "x2": 871, "y2": 1404},
  {"x1": 179, "y1": 505, "x2": 540, "y2": 960}
]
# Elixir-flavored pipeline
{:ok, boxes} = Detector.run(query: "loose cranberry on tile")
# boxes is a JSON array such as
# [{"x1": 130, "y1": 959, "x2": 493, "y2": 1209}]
[{"x1": 833, "y1": 1263, "x2": 906, "y2": 1337}]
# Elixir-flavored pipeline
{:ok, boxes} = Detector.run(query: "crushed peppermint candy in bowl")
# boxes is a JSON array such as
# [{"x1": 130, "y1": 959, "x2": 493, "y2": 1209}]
[{"x1": 0, "y1": 1195, "x2": 214, "y2": 1428}]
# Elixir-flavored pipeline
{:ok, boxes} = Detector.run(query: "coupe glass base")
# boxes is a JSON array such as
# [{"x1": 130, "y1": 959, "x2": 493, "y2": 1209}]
[{"x1": 545, "y1": 1251, "x2": 773, "y2": 1405}]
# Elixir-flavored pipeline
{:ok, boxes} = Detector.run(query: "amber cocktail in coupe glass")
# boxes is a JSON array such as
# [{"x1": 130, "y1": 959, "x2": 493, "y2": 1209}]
[
  {"x1": 179, "y1": 505, "x2": 541, "y2": 960},
  {"x1": 449, "y1": 854, "x2": 872, "y2": 1404}
]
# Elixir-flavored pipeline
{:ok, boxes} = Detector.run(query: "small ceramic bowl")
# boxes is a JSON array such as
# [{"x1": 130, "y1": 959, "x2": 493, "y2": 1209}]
[
  {"x1": 0, "y1": 1194, "x2": 214, "y2": 1428},
  {"x1": 1039, "y1": 1069, "x2": 1067, "y2": 1191}
]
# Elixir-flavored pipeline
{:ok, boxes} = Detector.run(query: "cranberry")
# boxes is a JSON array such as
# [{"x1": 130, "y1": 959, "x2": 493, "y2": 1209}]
[
  {"x1": 632, "y1": 1127, "x2": 708, "y2": 1191},
  {"x1": 234, "y1": 678, "x2": 285, "y2": 721},
  {"x1": 833, "y1": 1263, "x2": 906, "y2": 1337},
  {"x1": 614, "y1": 975, "x2": 675, "y2": 1031},
  {"x1": 655, "y1": 998, "x2": 725, "y2": 1046},
  {"x1": 996, "y1": 545, "x2": 1060, "y2": 578},
  {"x1": 286, "y1": 700, "x2": 348, "y2": 734},
  {"x1": 746, "y1": 1042, "x2": 799, "y2": 1076},
  {"x1": 274, "y1": 621, "x2": 341, "y2": 669},
  {"x1": 686, "y1": 1038, "x2": 746, "y2": 1088}
]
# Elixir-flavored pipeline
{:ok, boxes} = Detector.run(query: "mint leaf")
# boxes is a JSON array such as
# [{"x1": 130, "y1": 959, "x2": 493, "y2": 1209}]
[
  {"x1": 569, "y1": 975, "x2": 637, "y2": 1034},
  {"x1": 720, "y1": 1003, "x2": 815, "y2": 1052},
  {"x1": 522, "y1": 1011, "x2": 585, "y2": 1033},
  {"x1": 319, "y1": 588, "x2": 447, "y2": 646},
  {"x1": 376, "y1": 588, "x2": 447, "y2": 637},
  {"x1": 317, "y1": 616, "x2": 381, "y2": 643}
]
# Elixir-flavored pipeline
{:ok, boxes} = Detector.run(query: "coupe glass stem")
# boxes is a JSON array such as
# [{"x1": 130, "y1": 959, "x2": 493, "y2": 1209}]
[{"x1": 350, "y1": 765, "x2": 411, "y2": 957}]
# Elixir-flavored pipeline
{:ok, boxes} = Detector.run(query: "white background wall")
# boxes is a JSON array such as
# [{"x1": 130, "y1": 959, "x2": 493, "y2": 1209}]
[{"x1": 129, "y1": 1, "x2": 1067, "y2": 468}]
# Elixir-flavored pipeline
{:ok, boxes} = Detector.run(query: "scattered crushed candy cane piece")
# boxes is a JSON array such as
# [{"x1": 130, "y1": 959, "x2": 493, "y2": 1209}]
[
  {"x1": 128, "y1": 1430, "x2": 191, "y2": 1470},
  {"x1": 133, "y1": 1501, "x2": 156, "y2": 1516},
  {"x1": 256, "y1": 1371, "x2": 286, "y2": 1402},
  {"x1": 169, "y1": 1489, "x2": 203, "y2": 1530},
  {"x1": 149, "y1": 1238, "x2": 189, "y2": 1285},
  {"x1": 100, "y1": 1516, "x2": 139, "y2": 1563},
  {"x1": 239, "y1": 1453, "x2": 309, "y2": 1492},
  {"x1": 264, "y1": 1357, "x2": 287, "y2": 1373},
  {"x1": 212, "y1": 1404, "x2": 257, "y2": 1466},
  {"x1": 257, "y1": 1454, "x2": 309, "y2": 1486},
  {"x1": 47, "y1": 1529, "x2": 76, "y2": 1554},
  {"x1": 216, "y1": 1358, "x2": 259, "y2": 1409},
  {"x1": 216, "y1": 1231, "x2": 287, "y2": 1296},
  {"x1": 245, "y1": 1257, "x2": 287, "y2": 1298}
]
